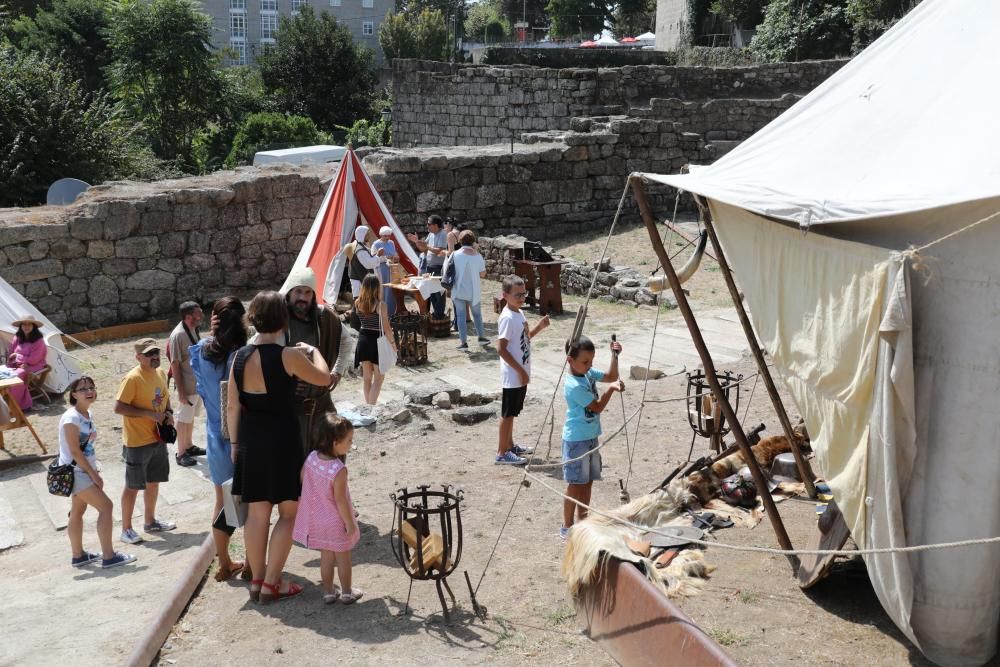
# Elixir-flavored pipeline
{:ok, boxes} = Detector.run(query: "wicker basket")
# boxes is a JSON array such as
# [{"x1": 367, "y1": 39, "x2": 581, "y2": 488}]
[{"x1": 389, "y1": 262, "x2": 409, "y2": 285}]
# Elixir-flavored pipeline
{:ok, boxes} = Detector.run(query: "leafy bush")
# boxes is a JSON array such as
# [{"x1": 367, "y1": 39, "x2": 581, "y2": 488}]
[
  {"x1": 379, "y1": 13, "x2": 417, "y2": 61},
  {"x1": 465, "y1": 1, "x2": 509, "y2": 43},
  {"x1": 338, "y1": 118, "x2": 391, "y2": 148},
  {"x1": 0, "y1": 47, "x2": 161, "y2": 206},
  {"x1": 378, "y1": 9, "x2": 449, "y2": 62},
  {"x1": 750, "y1": 0, "x2": 852, "y2": 61},
  {"x1": 224, "y1": 112, "x2": 325, "y2": 168}
]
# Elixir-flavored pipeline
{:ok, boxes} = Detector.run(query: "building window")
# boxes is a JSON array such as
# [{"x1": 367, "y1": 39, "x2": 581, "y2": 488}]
[
  {"x1": 231, "y1": 12, "x2": 246, "y2": 38},
  {"x1": 292, "y1": 0, "x2": 308, "y2": 10},
  {"x1": 363, "y1": 20, "x2": 374, "y2": 35},
  {"x1": 231, "y1": 0, "x2": 246, "y2": 9},
  {"x1": 330, "y1": 0, "x2": 341, "y2": 6},
  {"x1": 362, "y1": 0, "x2": 373, "y2": 7},
  {"x1": 261, "y1": 0, "x2": 276, "y2": 10},
  {"x1": 261, "y1": 13, "x2": 277, "y2": 40},
  {"x1": 230, "y1": 41, "x2": 247, "y2": 65}
]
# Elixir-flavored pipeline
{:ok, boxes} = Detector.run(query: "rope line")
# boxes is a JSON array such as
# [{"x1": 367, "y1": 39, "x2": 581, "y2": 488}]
[
  {"x1": 524, "y1": 470, "x2": 1000, "y2": 557},
  {"x1": 906, "y1": 208, "x2": 1000, "y2": 255},
  {"x1": 528, "y1": 407, "x2": 643, "y2": 469}
]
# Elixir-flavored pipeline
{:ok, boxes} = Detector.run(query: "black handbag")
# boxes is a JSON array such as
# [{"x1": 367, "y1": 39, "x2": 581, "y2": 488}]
[
  {"x1": 157, "y1": 420, "x2": 177, "y2": 444},
  {"x1": 47, "y1": 459, "x2": 74, "y2": 497}
]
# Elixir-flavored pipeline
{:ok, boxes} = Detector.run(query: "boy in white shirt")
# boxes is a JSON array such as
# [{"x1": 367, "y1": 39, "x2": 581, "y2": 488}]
[{"x1": 495, "y1": 275, "x2": 549, "y2": 465}]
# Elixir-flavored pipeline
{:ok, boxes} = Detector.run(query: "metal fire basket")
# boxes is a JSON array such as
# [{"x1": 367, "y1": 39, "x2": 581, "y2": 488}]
[
  {"x1": 686, "y1": 369, "x2": 742, "y2": 453},
  {"x1": 391, "y1": 312, "x2": 428, "y2": 366},
  {"x1": 390, "y1": 484, "x2": 465, "y2": 623}
]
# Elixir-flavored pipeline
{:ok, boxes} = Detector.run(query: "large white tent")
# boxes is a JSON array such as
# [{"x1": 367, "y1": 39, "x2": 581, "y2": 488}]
[
  {"x1": 642, "y1": 0, "x2": 1000, "y2": 664},
  {"x1": 0, "y1": 277, "x2": 81, "y2": 392}
]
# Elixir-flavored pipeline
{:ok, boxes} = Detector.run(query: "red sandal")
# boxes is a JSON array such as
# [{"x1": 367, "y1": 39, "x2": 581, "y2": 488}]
[
  {"x1": 248, "y1": 579, "x2": 264, "y2": 603},
  {"x1": 258, "y1": 580, "x2": 304, "y2": 604}
]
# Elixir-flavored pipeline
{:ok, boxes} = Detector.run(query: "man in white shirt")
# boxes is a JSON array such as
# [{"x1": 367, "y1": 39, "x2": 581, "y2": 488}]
[
  {"x1": 168, "y1": 301, "x2": 205, "y2": 467},
  {"x1": 406, "y1": 215, "x2": 448, "y2": 319}
]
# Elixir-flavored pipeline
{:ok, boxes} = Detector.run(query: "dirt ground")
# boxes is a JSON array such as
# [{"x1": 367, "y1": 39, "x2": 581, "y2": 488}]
[{"x1": 0, "y1": 220, "x2": 931, "y2": 666}]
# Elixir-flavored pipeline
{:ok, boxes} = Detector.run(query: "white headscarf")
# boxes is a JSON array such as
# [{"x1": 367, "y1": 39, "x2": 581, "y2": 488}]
[{"x1": 354, "y1": 226, "x2": 370, "y2": 244}]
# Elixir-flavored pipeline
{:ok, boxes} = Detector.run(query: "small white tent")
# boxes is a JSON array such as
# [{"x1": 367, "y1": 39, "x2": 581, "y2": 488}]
[
  {"x1": 0, "y1": 277, "x2": 81, "y2": 392},
  {"x1": 643, "y1": 0, "x2": 1000, "y2": 663}
]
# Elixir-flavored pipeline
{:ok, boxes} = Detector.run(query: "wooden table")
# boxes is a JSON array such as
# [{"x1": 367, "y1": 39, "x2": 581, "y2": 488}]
[
  {"x1": 512, "y1": 259, "x2": 566, "y2": 316},
  {"x1": 0, "y1": 376, "x2": 47, "y2": 454},
  {"x1": 388, "y1": 283, "x2": 431, "y2": 316}
]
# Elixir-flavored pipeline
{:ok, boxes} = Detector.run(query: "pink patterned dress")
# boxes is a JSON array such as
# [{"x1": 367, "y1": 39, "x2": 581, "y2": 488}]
[
  {"x1": 293, "y1": 452, "x2": 359, "y2": 552},
  {"x1": 6, "y1": 338, "x2": 46, "y2": 410}
]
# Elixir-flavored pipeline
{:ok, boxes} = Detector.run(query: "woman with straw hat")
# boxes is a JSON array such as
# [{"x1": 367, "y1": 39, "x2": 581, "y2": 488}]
[{"x1": 5, "y1": 314, "x2": 47, "y2": 410}]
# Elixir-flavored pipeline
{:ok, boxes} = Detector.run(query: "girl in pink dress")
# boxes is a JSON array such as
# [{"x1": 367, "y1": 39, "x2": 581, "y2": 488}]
[
  {"x1": 6, "y1": 316, "x2": 47, "y2": 410},
  {"x1": 293, "y1": 412, "x2": 363, "y2": 604}
]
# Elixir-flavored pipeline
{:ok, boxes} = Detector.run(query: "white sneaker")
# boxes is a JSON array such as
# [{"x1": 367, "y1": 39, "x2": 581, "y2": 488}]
[{"x1": 121, "y1": 528, "x2": 144, "y2": 544}]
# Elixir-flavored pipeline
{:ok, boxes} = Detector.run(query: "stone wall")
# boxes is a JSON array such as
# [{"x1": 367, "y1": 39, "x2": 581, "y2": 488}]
[
  {"x1": 0, "y1": 168, "x2": 332, "y2": 332},
  {"x1": 392, "y1": 59, "x2": 846, "y2": 147},
  {"x1": 478, "y1": 235, "x2": 677, "y2": 309}
]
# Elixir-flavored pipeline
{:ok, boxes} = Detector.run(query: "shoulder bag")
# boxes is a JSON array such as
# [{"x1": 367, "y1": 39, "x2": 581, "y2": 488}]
[
  {"x1": 376, "y1": 305, "x2": 397, "y2": 375},
  {"x1": 47, "y1": 458, "x2": 74, "y2": 497}
]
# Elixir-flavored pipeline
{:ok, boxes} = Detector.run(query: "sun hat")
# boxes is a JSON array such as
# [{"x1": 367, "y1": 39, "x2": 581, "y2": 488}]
[
  {"x1": 133, "y1": 338, "x2": 160, "y2": 354},
  {"x1": 11, "y1": 314, "x2": 44, "y2": 328}
]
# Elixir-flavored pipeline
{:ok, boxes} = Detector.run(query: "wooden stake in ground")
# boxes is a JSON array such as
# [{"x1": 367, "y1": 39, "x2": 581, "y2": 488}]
[{"x1": 630, "y1": 175, "x2": 799, "y2": 573}]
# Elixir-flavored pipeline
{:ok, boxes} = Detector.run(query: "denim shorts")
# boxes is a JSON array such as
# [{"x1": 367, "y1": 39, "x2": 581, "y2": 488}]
[{"x1": 562, "y1": 438, "x2": 601, "y2": 484}]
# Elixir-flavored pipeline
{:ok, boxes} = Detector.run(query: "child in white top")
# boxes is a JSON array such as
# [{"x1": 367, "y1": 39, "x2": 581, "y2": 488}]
[
  {"x1": 61, "y1": 376, "x2": 136, "y2": 569},
  {"x1": 495, "y1": 275, "x2": 549, "y2": 465}
]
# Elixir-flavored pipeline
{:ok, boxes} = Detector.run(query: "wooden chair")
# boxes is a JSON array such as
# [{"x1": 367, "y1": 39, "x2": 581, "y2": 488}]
[{"x1": 26, "y1": 365, "x2": 53, "y2": 405}]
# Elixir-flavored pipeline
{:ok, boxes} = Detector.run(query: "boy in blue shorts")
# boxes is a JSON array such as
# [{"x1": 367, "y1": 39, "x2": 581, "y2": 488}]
[{"x1": 561, "y1": 335, "x2": 623, "y2": 539}]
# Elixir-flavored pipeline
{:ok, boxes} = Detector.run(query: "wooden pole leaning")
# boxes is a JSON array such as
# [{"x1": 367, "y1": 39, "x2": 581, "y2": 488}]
[
  {"x1": 697, "y1": 199, "x2": 817, "y2": 499},
  {"x1": 630, "y1": 175, "x2": 799, "y2": 573}
]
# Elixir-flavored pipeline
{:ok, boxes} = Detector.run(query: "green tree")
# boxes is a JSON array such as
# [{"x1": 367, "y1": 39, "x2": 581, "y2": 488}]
[
  {"x1": 546, "y1": 0, "x2": 608, "y2": 39},
  {"x1": 413, "y1": 8, "x2": 448, "y2": 60},
  {"x1": 750, "y1": 0, "x2": 852, "y2": 61},
  {"x1": 847, "y1": 0, "x2": 916, "y2": 52},
  {"x1": 258, "y1": 6, "x2": 376, "y2": 131},
  {"x1": 0, "y1": 47, "x2": 158, "y2": 206},
  {"x1": 465, "y1": 0, "x2": 510, "y2": 42},
  {"x1": 3, "y1": 0, "x2": 52, "y2": 20},
  {"x1": 105, "y1": 0, "x2": 226, "y2": 169},
  {"x1": 379, "y1": 12, "x2": 417, "y2": 61},
  {"x1": 612, "y1": 0, "x2": 655, "y2": 37},
  {"x1": 7, "y1": 0, "x2": 112, "y2": 95},
  {"x1": 709, "y1": 0, "x2": 764, "y2": 27},
  {"x1": 224, "y1": 112, "x2": 325, "y2": 168}
]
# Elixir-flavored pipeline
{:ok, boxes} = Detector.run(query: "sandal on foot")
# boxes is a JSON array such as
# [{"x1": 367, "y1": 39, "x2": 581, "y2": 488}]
[
  {"x1": 323, "y1": 586, "x2": 342, "y2": 605},
  {"x1": 248, "y1": 578, "x2": 264, "y2": 603},
  {"x1": 339, "y1": 588, "x2": 364, "y2": 605},
  {"x1": 241, "y1": 563, "x2": 254, "y2": 581},
  {"x1": 215, "y1": 561, "x2": 245, "y2": 582},
  {"x1": 259, "y1": 580, "x2": 304, "y2": 604}
]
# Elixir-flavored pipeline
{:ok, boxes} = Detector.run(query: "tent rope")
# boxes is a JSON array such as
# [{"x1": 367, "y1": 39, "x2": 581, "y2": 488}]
[{"x1": 524, "y1": 470, "x2": 1000, "y2": 556}]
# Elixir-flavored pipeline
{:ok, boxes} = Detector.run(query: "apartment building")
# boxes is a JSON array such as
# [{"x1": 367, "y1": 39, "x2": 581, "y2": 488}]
[{"x1": 199, "y1": 0, "x2": 392, "y2": 67}]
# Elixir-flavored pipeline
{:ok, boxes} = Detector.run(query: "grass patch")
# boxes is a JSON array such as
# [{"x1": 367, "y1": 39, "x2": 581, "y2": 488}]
[
  {"x1": 545, "y1": 605, "x2": 576, "y2": 626},
  {"x1": 707, "y1": 628, "x2": 749, "y2": 647},
  {"x1": 737, "y1": 590, "x2": 761, "y2": 604}
]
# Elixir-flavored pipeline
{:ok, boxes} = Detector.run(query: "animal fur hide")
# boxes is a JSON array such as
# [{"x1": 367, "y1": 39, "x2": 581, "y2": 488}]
[
  {"x1": 561, "y1": 481, "x2": 715, "y2": 599},
  {"x1": 687, "y1": 422, "x2": 811, "y2": 505}
]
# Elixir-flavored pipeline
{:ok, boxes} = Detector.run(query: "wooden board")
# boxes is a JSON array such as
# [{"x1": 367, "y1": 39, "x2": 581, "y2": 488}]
[
  {"x1": 798, "y1": 499, "x2": 852, "y2": 589},
  {"x1": 62, "y1": 319, "x2": 171, "y2": 349}
]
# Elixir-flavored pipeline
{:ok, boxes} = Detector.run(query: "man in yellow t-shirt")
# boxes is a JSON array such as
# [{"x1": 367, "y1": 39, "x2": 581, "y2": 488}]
[{"x1": 115, "y1": 338, "x2": 175, "y2": 545}]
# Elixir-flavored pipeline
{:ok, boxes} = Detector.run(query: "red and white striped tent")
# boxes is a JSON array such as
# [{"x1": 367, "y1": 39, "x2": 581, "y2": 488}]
[{"x1": 282, "y1": 147, "x2": 421, "y2": 304}]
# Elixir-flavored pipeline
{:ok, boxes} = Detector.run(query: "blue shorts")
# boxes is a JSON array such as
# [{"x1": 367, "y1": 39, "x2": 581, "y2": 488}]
[{"x1": 562, "y1": 438, "x2": 601, "y2": 485}]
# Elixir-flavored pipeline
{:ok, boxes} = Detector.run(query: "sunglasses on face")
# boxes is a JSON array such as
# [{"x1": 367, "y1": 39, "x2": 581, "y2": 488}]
[{"x1": 142, "y1": 351, "x2": 160, "y2": 357}]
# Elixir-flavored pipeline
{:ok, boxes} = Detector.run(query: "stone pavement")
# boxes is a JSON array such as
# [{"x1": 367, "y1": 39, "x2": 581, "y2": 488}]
[{"x1": 0, "y1": 426, "x2": 216, "y2": 666}]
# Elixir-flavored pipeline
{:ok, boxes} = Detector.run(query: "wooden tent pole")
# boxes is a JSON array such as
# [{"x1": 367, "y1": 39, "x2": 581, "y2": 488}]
[
  {"x1": 630, "y1": 175, "x2": 799, "y2": 572},
  {"x1": 697, "y1": 200, "x2": 817, "y2": 499}
]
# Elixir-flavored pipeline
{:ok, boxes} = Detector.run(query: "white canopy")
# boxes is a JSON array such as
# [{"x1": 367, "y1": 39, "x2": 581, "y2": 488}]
[
  {"x1": 595, "y1": 34, "x2": 619, "y2": 46},
  {"x1": 641, "y1": 0, "x2": 1000, "y2": 663},
  {"x1": 645, "y1": 0, "x2": 1000, "y2": 226},
  {"x1": 253, "y1": 145, "x2": 346, "y2": 168},
  {"x1": 636, "y1": 31, "x2": 655, "y2": 41},
  {"x1": 0, "y1": 277, "x2": 81, "y2": 392}
]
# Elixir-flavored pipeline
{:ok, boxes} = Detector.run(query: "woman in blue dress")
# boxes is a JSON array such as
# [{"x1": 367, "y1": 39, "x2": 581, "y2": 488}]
[{"x1": 190, "y1": 296, "x2": 250, "y2": 582}]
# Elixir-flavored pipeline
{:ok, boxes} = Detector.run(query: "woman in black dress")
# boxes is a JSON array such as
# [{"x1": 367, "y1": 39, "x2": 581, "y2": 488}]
[{"x1": 226, "y1": 291, "x2": 331, "y2": 603}]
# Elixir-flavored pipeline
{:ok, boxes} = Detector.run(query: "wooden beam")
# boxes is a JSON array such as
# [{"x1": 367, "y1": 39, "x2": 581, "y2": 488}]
[
  {"x1": 631, "y1": 174, "x2": 799, "y2": 573},
  {"x1": 62, "y1": 320, "x2": 171, "y2": 349},
  {"x1": 698, "y1": 199, "x2": 816, "y2": 498}
]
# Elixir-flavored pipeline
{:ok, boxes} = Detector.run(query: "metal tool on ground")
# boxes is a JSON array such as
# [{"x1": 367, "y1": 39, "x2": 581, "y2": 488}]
[{"x1": 610, "y1": 333, "x2": 635, "y2": 502}]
